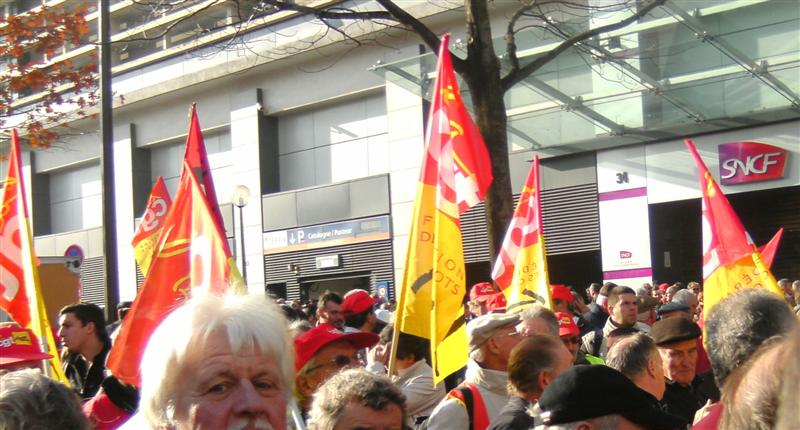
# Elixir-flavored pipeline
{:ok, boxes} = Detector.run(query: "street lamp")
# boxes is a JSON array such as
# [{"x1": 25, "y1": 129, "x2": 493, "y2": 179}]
[{"x1": 232, "y1": 185, "x2": 251, "y2": 283}]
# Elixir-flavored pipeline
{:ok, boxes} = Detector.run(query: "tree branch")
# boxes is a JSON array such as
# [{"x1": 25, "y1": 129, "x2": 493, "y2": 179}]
[{"x1": 501, "y1": 0, "x2": 666, "y2": 92}]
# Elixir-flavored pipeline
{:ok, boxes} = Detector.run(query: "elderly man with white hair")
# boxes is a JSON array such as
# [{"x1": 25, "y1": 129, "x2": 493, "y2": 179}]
[{"x1": 128, "y1": 291, "x2": 295, "y2": 430}]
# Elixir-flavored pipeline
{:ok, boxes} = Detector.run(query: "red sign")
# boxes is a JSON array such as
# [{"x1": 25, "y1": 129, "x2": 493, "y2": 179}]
[{"x1": 718, "y1": 141, "x2": 788, "y2": 185}]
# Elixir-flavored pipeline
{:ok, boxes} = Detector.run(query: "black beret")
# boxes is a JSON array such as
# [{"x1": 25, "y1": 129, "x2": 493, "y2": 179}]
[
  {"x1": 651, "y1": 318, "x2": 702, "y2": 346},
  {"x1": 657, "y1": 302, "x2": 690, "y2": 317},
  {"x1": 539, "y1": 365, "x2": 686, "y2": 429}
]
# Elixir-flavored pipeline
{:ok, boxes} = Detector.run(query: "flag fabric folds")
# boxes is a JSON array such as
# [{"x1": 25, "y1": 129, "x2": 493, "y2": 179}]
[
  {"x1": 685, "y1": 139, "x2": 784, "y2": 318},
  {"x1": 0, "y1": 130, "x2": 69, "y2": 384},
  {"x1": 107, "y1": 161, "x2": 238, "y2": 385},
  {"x1": 758, "y1": 228, "x2": 783, "y2": 269},
  {"x1": 491, "y1": 156, "x2": 552, "y2": 311},
  {"x1": 131, "y1": 176, "x2": 172, "y2": 276},
  {"x1": 394, "y1": 34, "x2": 492, "y2": 385}
]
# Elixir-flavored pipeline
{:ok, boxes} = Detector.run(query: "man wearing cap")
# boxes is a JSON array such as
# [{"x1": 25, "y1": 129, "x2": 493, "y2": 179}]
[
  {"x1": 650, "y1": 317, "x2": 709, "y2": 425},
  {"x1": 555, "y1": 312, "x2": 597, "y2": 366},
  {"x1": 0, "y1": 324, "x2": 54, "y2": 371},
  {"x1": 550, "y1": 285, "x2": 573, "y2": 314},
  {"x1": 467, "y1": 282, "x2": 505, "y2": 318},
  {"x1": 426, "y1": 312, "x2": 521, "y2": 430},
  {"x1": 580, "y1": 286, "x2": 649, "y2": 360},
  {"x1": 538, "y1": 365, "x2": 685, "y2": 430},
  {"x1": 342, "y1": 289, "x2": 380, "y2": 333},
  {"x1": 294, "y1": 322, "x2": 380, "y2": 417}
]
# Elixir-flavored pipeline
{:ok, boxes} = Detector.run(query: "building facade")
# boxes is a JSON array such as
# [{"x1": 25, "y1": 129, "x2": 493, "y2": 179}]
[{"x1": 2, "y1": 0, "x2": 798, "y2": 307}]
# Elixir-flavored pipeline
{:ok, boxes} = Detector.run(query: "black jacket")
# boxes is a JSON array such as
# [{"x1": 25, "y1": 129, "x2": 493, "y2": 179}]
[
  {"x1": 660, "y1": 375, "x2": 710, "y2": 426},
  {"x1": 62, "y1": 341, "x2": 111, "y2": 400},
  {"x1": 487, "y1": 396, "x2": 536, "y2": 430},
  {"x1": 581, "y1": 302, "x2": 608, "y2": 334}
]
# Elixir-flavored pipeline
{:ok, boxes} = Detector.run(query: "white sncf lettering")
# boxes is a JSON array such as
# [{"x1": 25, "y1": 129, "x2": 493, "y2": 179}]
[{"x1": 720, "y1": 152, "x2": 781, "y2": 179}]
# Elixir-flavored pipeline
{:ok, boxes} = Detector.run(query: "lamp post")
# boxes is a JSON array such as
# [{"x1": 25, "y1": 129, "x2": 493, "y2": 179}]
[{"x1": 232, "y1": 185, "x2": 251, "y2": 283}]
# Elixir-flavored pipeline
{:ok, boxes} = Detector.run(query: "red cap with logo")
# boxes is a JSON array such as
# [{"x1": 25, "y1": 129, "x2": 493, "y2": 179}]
[
  {"x1": 341, "y1": 290, "x2": 380, "y2": 315},
  {"x1": 470, "y1": 282, "x2": 499, "y2": 302},
  {"x1": 555, "y1": 312, "x2": 580, "y2": 337},
  {"x1": 657, "y1": 283, "x2": 670, "y2": 292},
  {"x1": 0, "y1": 326, "x2": 53, "y2": 367},
  {"x1": 294, "y1": 323, "x2": 379, "y2": 371},
  {"x1": 551, "y1": 285, "x2": 574, "y2": 302}
]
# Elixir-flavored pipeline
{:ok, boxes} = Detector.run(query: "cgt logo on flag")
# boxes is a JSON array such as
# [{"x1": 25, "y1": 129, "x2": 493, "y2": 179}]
[{"x1": 718, "y1": 141, "x2": 788, "y2": 185}]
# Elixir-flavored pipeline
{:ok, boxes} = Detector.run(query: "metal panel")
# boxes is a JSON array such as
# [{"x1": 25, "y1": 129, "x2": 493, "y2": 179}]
[
  {"x1": 263, "y1": 239, "x2": 394, "y2": 301},
  {"x1": 80, "y1": 256, "x2": 106, "y2": 307},
  {"x1": 461, "y1": 182, "x2": 600, "y2": 263}
]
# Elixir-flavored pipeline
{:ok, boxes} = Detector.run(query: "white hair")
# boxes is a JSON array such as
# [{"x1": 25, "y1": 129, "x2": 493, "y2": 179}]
[
  {"x1": 139, "y1": 291, "x2": 295, "y2": 428},
  {"x1": 671, "y1": 289, "x2": 697, "y2": 305}
]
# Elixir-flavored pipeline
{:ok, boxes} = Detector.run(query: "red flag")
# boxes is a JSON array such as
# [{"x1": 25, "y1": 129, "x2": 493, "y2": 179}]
[
  {"x1": 0, "y1": 130, "x2": 69, "y2": 383},
  {"x1": 685, "y1": 139, "x2": 783, "y2": 318},
  {"x1": 758, "y1": 228, "x2": 783, "y2": 268},
  {"x1": 393, "y1": 34, "x2": 493, "y2": 384},
  {"x1": 491, "y1": 156, "x2": 552, "y2": 311},
  {"x1": 184, "y1": 104, "x2": 232, "y2": 256},
  {"x1": 131, "y1": 177, "x2": 172, "y2": 276},
  {"x1": 107, "y1": 162, "x2": 237, "y2": 386}
]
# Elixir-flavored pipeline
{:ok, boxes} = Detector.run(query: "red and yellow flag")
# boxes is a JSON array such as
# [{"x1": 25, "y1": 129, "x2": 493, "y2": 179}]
[
  {"x1": 394, "y1": 34, "x2": 492, "y2": 384},
  {"x1": 685, "y1": 139, "x2": 783, "y2": 318},
  {"x1": 758, "y1": 228, "x2": 783, "y2": 269},
  {"x1": 131, "y1": 176, "x2": 172, "y2": 276},
  {"x1": 491, "y1": 156, "x2": 552, "y2": 311},
  {"x1": 107, "y1": 161, "x2": 238, "y2": 385},
  {"x1": 0, "y1": 130, "x2": 68, "y2": 384}
]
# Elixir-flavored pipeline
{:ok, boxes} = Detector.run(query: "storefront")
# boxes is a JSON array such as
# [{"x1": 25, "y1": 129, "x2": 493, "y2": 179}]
[{"x1": 597, "y1": 121, "x2": 800, "y2": 286}]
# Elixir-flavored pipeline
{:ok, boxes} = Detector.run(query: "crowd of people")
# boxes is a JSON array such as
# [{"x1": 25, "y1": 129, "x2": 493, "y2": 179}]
[{"x1": 1, "y1": 278, "x2": 799, "y2": 430}]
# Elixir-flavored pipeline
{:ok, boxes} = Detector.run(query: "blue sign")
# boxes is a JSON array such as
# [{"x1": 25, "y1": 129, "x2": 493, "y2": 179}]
[{"x1": 264, "y1": 215, "x2": 391, "y2": 254}]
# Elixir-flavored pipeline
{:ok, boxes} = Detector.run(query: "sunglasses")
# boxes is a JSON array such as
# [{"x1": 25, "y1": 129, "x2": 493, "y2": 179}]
[{"x1": 305, "y1": 354, "x2": 358, "y2": 374}]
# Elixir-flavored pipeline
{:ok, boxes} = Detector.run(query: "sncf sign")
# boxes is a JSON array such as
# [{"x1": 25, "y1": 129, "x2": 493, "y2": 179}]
[{"x1": 718, "y1": 141, "x2": 788, "y2": 185}]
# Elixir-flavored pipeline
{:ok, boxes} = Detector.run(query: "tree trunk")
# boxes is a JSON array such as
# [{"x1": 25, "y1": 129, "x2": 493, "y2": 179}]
[{"x1": 463, "y1": 0, "x2": 514, "y2": 261}]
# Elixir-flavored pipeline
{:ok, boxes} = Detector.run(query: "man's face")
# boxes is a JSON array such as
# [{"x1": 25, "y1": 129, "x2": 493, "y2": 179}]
[
  {"x1": 552, "y1": 299, "x2": 568, "y2": 313},
  {"x1": 491, "y1": 324, "x2": 523, "y2": 366},
  {"x1": 611, "y1": 294, "x2": 638, "y2": 327},
  {"x1": 687, "y1": 298, "x2": 699, "y2": 317},
  {"x1": 173, "y1": 330, "x2": 286, "y2": 430},
  {"x1": 658, "y1": 339, "x2": 698, "y2": 385},
  {"x1": 298, "y1": 340, "x2": 359, "y2": 399},
  {"x1": 319, "y1": 301, "x2": 344, "y2": 329},
  {"x1": 517, "y1": 317, "x2": 554, "y2": 338},
  {"x1": 560, "y1": 333, "x2": 580, "y2": 361},
  {"x1": 58, "y1": 313, "x2": 91, "y2": 354},
  {"x1": 333, "y1": 401, "x2": 404, "y2": 430}
]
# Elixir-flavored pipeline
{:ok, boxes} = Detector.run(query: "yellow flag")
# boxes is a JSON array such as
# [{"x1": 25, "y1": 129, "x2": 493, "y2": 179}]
[{"x1": 394, "y1": 34, "x2": 493, "y2": 384}]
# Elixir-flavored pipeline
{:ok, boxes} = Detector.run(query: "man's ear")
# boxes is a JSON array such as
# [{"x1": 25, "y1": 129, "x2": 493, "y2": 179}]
[
  {"x1": 538, "y1": 371, "x2": 552, "y2": 391},
  {"x1": 296, "y1": 374, "x2": 313, "y2": 397},
  {"x1": 647, "y1": 356, "x2": 658, "y2": 378},
  {"x1": 575, "y1": 422, "x2": 593, "y2": 430},
  {"x1": 86, "y1": 321, "x2": 96, "y2": 334}
]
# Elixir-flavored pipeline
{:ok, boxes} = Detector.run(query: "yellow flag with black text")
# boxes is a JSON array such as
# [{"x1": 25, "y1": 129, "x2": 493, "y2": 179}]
[{"x1": 394, "y1": 34, "x2": 493, "y2": 384}]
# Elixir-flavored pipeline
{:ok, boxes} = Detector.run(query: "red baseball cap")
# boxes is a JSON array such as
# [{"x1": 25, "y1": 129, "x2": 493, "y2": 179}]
[
  {"x1": 341, "y1": 289, "x2": 380, "y2": 315},
  {"x1": 0, "y1": 326, "x2": 53, "y2": 367},
  {"x1": 294, "y1": 323, "x2": 379, "y2": 371},
  {"x1": 555, "y1": 312, "x2": 580, "y2": 337},
  {"x1": 486, "y1": 292, "x2": 507, "y2": 312},
  {"x1": 470, "y1": 282, "x2": 499, "y2": 302},
  {"x1": 551, "y1": 285, "x2": 574, "y2": 302},
  {"x1": 658, "y1": 283, "x2": 670, "y2": 292}
]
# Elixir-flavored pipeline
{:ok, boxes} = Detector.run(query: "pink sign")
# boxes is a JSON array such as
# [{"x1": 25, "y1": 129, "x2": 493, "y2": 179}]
[{"x1": 718, "y1": 141, "x2": 788, "y2": 185}]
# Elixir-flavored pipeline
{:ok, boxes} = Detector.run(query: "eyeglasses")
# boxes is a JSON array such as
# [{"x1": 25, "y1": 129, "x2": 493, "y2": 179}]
[
  {"x1": 305, "y1": 354, "x2": 358, "y2": 374},
  {"x1": 561, "y1": 336, "x2": 580, "y2": 345}
]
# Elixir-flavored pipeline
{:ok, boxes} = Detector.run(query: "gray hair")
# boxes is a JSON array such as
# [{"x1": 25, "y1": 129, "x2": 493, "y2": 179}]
[
  {"x1": 519, "y1": 305, "x2": 559, "y2": 337},
  {"x1": 671, "y1": 289, "x2": 697, "y2": 305},
  {"x1": 140, "y1": 291, "x2": 295, "y2": 428},
  {"x1": 606, "y1": 333, "x2": 657, "y2": 379},
  {"x1": 307, "y1": 368, "x2": 406, "y2": 430},
  {"x1": 545, "y1": 414, "x2": 620, "y2": 430},
  {"x1": 0, "y1": 369, "x2": 91, "y2": 430},
  {"x1": 706, "y1": 289, "x2": 796, "y2": 386}
]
